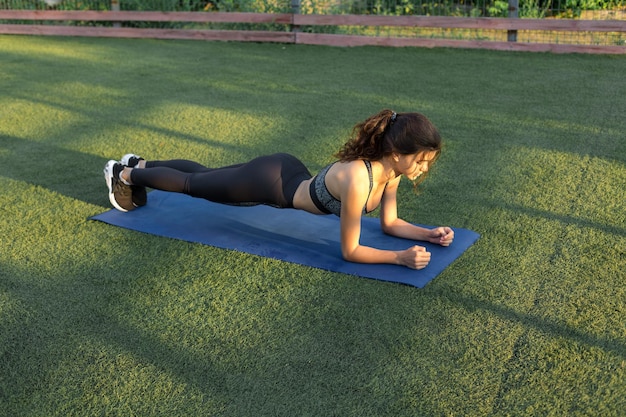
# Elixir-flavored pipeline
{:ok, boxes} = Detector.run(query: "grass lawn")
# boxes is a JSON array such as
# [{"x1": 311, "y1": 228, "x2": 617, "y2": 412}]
[{"x1": 0, "y1": 35, "x2": 624, "y2": 416}]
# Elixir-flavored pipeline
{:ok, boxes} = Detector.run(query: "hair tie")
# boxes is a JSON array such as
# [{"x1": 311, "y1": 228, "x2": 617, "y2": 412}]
[{"x1": 390, "y1": 112, "x2": 397, "y2": 123}]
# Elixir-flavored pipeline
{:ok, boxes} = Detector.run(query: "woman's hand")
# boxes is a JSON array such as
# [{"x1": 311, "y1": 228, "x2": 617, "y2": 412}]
[
  {"x1": 427, "y1": 227, "x2": 454, "y2": 247},
  {"x1": 398, "y1": 246, "x2": 431, "y2": 269}
]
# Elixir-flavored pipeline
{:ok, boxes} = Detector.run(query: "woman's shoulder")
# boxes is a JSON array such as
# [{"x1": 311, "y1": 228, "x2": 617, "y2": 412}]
[
  {"x1": 335, "y1": 158, "x2": 373, "y2": 167},
  {"x1": 327, "y1": 159, "x2": 373, "y2": 192},
  {"x1": 330, "y1": 159, "x2": 369, "y2": 175}
]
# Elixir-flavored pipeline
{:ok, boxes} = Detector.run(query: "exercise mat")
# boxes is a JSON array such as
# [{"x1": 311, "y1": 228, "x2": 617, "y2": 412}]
[{"x1": 92, "y1": 190, "x2": 480, "y2": 288}]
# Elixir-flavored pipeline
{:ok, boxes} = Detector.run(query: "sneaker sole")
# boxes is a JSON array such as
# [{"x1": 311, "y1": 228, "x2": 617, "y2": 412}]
[{"x1": 104, "y1": 160, "x2": 129, "y2": 212}]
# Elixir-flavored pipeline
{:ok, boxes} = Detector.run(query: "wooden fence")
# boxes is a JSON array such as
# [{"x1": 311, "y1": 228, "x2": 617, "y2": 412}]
[{"x1": 0, "y1": 10, "x2": 624, "y2": 54}]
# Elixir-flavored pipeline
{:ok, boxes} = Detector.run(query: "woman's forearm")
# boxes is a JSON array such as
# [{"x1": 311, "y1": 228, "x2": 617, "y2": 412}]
[
  {"x1": 381, "y1": 218, "x2": 432, "y2": 241},
  {"x1": 342, "y1": 244, "x2": 401, "y2": 266},
  {"x1": 342, "y1": 243, "x2": 431, "y2": 270}
]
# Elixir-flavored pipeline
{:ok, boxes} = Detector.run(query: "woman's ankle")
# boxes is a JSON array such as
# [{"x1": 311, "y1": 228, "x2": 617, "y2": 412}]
[{"x1": 121, "y1": 167, "x2": 133, "y2": 185}]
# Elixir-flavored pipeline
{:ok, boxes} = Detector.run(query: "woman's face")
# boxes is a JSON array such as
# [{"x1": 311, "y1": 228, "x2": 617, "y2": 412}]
[{"x1": 396, "y1": 150, "x2": 438, "y2": 181}]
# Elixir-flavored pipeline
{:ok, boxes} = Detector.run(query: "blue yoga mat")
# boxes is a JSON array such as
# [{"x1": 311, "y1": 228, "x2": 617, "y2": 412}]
[{"x1": 92, "y1": 190, "x2": 479, "y2": 288}]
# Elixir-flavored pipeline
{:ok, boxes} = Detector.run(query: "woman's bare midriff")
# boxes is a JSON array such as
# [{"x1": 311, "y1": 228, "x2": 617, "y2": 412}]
[{"x1": 292, "y1": 177, "x2": 327, "y2": 215}]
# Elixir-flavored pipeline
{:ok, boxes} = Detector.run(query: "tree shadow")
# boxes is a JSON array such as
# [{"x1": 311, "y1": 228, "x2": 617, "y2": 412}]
[
  {"x1": 0, "y1": 134, "x2": 109, "y2": 207},
  {"x1": 488, "y1": 200, "x2": 626, "y2": 238},
  {"x1": 428, "y1": 284, "x2": 626, "y2": 362},
  {"x1": 0, "y1": 261, "x2": 231, "y2": 412}
]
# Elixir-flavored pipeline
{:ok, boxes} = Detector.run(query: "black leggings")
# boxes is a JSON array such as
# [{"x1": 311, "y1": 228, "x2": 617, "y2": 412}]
[{"x1": 130, "y1": 153, "x2": 312, "y2": 208}]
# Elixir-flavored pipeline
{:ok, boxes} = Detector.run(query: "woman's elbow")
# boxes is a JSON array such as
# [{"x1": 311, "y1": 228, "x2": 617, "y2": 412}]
[
  {"x1": 380, "y1": 223, "x2": 395, "y2": 236},
  {"x1": 341, "y1": 247, "x2": 358, "y2": 262}
]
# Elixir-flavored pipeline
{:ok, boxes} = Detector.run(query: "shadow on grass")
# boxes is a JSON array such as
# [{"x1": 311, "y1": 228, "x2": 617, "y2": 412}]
[
  {"x1": 3, "y1": 252, "x2": 624, "y2": 416},
  {"x1": 491, "y1": 200, "x2": 626, "y2": 238},
  {"x1": 6, "y1": 89, "x2": 260, "y2": 156},
  {"x1": 432, "y1": 288, "x2": 626, "y2": 361},
  {"x1": 0, "y1": 39, "x2": 362, "y2": 163},
  {"x1": 0, "y1": 260, "x2": 235, "y2": 412},
  {"x1": 0, "y1": 134, "x2": 108, "y2": 207}
]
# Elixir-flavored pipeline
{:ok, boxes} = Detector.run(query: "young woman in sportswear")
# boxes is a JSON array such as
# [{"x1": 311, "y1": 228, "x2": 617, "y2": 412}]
[{"x1": 104, "y1": 109, "x2": 454, "y2": 270}]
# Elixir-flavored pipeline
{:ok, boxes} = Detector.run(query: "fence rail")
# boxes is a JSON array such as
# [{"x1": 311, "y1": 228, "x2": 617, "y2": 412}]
[{"x1": 0, "y1": 10, "x2": 624, "y2": 54}]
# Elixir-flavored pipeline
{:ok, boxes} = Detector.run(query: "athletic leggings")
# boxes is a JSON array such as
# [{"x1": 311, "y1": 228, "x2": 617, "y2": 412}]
[{"x1": 130, "y1": 153, "x2": 312, "y2": 208}]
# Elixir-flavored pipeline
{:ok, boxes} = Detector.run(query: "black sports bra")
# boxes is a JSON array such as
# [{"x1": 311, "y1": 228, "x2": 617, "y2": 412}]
[{"x1": 309, "y1": 160, "x2": 375, "y2": 216}]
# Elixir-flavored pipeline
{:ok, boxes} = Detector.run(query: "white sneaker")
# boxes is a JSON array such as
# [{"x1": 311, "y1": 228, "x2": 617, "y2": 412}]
[
  {"x1": 120, "y1": 153, "x2": 147, "y2": 207},
  {"x1": 103, "y1": 160, "x2": 134, "y2": 212}
]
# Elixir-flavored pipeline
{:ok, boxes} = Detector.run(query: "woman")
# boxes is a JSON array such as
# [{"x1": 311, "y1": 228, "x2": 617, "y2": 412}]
[{"x1": 104, "y1": 109, "x2": 454, "y2": 269}]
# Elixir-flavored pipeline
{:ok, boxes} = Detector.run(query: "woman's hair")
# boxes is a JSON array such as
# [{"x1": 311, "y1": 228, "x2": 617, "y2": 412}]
[{"x1": 335, "y1": 109, "x2": 441, "y2": 162}]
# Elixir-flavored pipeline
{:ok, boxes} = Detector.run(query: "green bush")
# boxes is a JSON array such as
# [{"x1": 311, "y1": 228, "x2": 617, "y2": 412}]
[{"x1": 1, "y1": 0, "x2": 623, "y2": 19}]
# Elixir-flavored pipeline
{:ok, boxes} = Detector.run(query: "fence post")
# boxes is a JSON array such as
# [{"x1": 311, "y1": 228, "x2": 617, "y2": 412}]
[
  {"x1": 508, "y1": 0, "x2": 518, "y2": 42},
  {"x1": 291, "y1": 0, "x2": 301, "y2": 14},
  {"x1": 111, "y1": 0, "x2": 120, "y2": 28},
  {"x1": 290, "y1": 0, "x2": 301, "y2": 33}
]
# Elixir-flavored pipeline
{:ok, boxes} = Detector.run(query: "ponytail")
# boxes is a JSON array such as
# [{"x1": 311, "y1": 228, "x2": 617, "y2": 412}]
[
  {"x1": 335, "y1": 109, "x2": 441, "y2": 162},
  {"x1": 335, "y1": 109, "x2": 397, "y2": 161}
]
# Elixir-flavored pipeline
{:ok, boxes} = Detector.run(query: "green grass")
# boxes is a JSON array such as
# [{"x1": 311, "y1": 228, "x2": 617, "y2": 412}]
[{"x1": 0, "y1": 35, "x2": 625, "y2": 416}]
